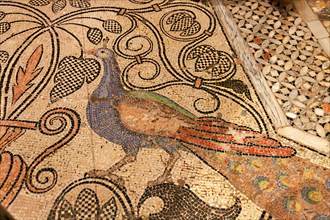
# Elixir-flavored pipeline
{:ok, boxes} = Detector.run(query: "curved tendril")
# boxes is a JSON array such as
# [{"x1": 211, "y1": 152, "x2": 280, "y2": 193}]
[
  {"x1": 56, "y1": 27, "x2": 84, "y2": 58},
  {"x1": 113, "y1": 14, "x2": 138, "y2": 59},
  {"x1": 10, "y1": 20, "x2": 43, "y2": 25},
  {"x1": 59, "y1": 22, "x2": 92, "y2": 29},
  {"x1": 205, "y1": 85, "x2": 267, "y2": 133},
  {"x1": 25, "y1": 108, "x2": 80, "y2": 194},
  {"x1": 56, "y1": 16, "x2": 104, "y2": 26},
  {"x1": 0, "y1": 2, "x2": 50, "y2": 26},
  {"x1": 0, "y1": 26, "x2": 43, "y2": 46},
  {"x1": 6, "y1": 12, "x2": 45, "y2": 24}
]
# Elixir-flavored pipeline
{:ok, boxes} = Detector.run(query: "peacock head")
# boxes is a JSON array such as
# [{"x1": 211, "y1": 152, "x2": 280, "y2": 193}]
[
  {"x1": 87, "y1": 37, "x2": 115, "y2": 59},
  {"x1": 95, "y1": 48, "x2": 114, "y2": 59}
]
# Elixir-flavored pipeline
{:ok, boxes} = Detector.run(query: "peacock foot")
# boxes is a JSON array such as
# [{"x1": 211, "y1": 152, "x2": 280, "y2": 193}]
[
  {"x1": 84, "y1": 170, "x2": 125, "y2": 187},
  {"x1": 147, "y1": 174, "x2": 173, "y2": 187}
]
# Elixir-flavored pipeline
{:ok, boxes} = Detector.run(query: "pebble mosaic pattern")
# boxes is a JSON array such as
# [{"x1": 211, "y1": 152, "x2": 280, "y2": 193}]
[{"x1": 226, "y1": 0, "x2": 330, "y2": 139}]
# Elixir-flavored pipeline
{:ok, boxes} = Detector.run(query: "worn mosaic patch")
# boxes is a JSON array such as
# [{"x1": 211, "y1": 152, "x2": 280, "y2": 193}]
[{"x1": 0, "y1": 0, "x2": 329, "y2": 219}]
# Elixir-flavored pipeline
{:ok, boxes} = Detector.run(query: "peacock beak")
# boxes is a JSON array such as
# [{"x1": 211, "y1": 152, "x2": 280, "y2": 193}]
[{"x1": 84, "y1": 49, "x2": 97, "y2": 55}]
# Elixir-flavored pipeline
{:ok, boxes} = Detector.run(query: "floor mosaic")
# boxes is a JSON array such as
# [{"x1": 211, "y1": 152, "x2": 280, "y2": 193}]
[
  {"x1": 226, "y1": 0, "x2": 330, "y2": 140},
  {"x1": 0, "y1": 0, "x2": 329, "y2": 219}
]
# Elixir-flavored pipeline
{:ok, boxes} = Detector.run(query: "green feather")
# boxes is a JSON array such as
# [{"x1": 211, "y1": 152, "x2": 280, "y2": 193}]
[{"x1": 128, "y1": 90, "x2": 196, "y2": 119}]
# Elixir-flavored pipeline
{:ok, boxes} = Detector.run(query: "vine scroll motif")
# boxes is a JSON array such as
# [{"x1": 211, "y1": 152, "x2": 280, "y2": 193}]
[
  {"x1": 25, "y1": 108, "x2": 81, "y2": 193},
  {"x1": 0, "y1": 0, "x2": 265, "y2": 132},
  {"x1": 0, "y1": 107, "x2": 80, "y2": 206},
  {"x1": 120, "y1": 6, "x2": 268, "y2": 133},
  {"x1": 0, "y1": 1, "x2": 269, "y2": 194},
  {"x1": 0, "y1": 0, "x2": 282, "y2": 209}
]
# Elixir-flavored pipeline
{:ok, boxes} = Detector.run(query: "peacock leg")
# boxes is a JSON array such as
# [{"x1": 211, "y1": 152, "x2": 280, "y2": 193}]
[
  {"x1": 148, "y1": 138, "x2": 181, "y2": 186},
  {"x1": 85, "y1": 155, "x2": 136, "y2": 186},
  {"x1": 148, "y1": 151, "x2": 180, "y2": 187}
]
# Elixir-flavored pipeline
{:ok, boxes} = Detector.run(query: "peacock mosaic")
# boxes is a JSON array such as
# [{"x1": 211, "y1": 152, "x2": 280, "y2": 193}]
[{"x1": 0, "y1": 0, "x2": 329, "y2": 219}]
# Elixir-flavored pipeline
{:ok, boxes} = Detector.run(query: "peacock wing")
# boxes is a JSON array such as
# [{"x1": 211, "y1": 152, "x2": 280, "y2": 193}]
[
  {"x1": 117, "y1": 90, "x2": 196, "y2": 137},
  {"x1": 126, "y1": 90, "x2": 196, "y2": 119}
]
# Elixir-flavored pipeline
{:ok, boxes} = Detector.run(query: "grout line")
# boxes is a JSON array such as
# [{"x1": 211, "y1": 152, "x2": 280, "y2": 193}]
[{"x1": 209, "y1": 0, "x2": 329, "y2": 154}]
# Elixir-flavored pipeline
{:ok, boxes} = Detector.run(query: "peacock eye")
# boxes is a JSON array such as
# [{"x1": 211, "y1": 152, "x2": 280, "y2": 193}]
[{"x1": 101, "y1": 51, "x2": 105, "y2": 53}]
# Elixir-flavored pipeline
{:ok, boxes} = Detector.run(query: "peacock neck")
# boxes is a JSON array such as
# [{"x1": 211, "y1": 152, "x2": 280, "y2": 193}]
[{"x1": 91, "y1": 57, "x2": 127, "y2": 100}]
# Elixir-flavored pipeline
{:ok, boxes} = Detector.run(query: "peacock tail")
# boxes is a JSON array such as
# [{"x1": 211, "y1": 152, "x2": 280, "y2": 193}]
[{"x1": 185, "y1": 144, "x2": 330, "y2": 220}]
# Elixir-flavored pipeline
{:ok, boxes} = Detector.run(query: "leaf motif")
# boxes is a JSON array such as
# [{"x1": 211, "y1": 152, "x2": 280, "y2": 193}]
[
  {"x1": 216, "y1": 79, "x2": 252, "y2": 100},
  {"x1": 74, "y1": 188, "x2": 99, "y2": 219},
  {"x1": 52, "y1": 0, "x2": 67, "y2": 13},
  {"x1": 51, "y1": 56, "x2": 100, "y2": 102},
  {"x1": 51, "y1": 72, "x2": 85, "y2": 102},
  {"x1": 25, "y1": 44, "x2": 43, "y2": 74},
  {"x1": 87, "y1": 28, "x2": 103, "y2": 45},
  {"x1": 212, "y1": 65, "x2": 228, "y2": 76},
  {"x1": 0, "y1": 22, "x2": 10, "y2": 35},
  {"x1": 12, "y1": 45, "x2": 44, "y2": 104},
  {"x1": 29, "y1": 0, "x2": 50, "y2": 6},
  {"x1": 180, "y1": 21, "x2": 201, "y2": 36},
  {"x1": 166, "y1": 12, "x2": 190, "y2": 24},
  {"x1": 99, "y1": 197, "x2": 117, "y2": 220},
  {"x1": 211, "y1": 52, "x2": 235, "y2": 76},
  {"x1": 0, "y1": 152, "x2": 26, "y2": 207},
  {"x1": 85, "y1": 67, "x2": 100, "y2": 84},
  {"x1": 187, "y1": 45, "x2": 216, "y2": 60},
  {"x1": 195, "y1": 50, "x2": 220, "y2": 72},
  {"x1": 68, "y1": 0, "x2": 91, "y2": 8},
  {"x1": 170, "y1": 16, "x2": 194, "y2": 32},
  {"x1": 103, "y1": 19, "x2": 122, "y2": 34}
]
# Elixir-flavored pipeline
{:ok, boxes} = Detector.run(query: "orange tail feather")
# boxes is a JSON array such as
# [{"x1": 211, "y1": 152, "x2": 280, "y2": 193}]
[{"x1": 172, "y1": 118, "x2": 296, "y2": 158}]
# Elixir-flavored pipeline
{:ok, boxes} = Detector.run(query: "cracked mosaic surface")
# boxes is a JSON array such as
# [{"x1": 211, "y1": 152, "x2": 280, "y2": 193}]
[{"x1": 0, "y1": 0, "x2": 329, "y2": 219}]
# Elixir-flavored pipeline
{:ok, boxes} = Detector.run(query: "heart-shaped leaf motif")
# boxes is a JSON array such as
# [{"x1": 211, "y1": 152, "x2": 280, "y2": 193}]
[
  {"x1": 166, "y1": 12, "x2": 190, "y2": 24},
  {"x1": 195, "y1": 50, "x2": 220, "y2": 72},
  {"x1": 50, "y1": 56, "x2": 101, "y2": 102},
  {"x1": 69, "y1": 0, "x2": 91, "y2": 8},
  {"x1": 212, "y1": 52, "x2": 234, "y2": 75},
  {"x1": 0, "y1": 22, "x2": 10, "y2": 35},
  {"x1": 29, "y1": 0, "x2": 51, "y2": 6},
  {"x1": 170, "y1": 16, "x2": 194, "y2": 32},
  {"x1": 0, "y1": 50, "x2": 9, "y2": 63},
  {"x1": 87, "y1": 28, "x2": 103, "y2": 45},
  {"x1": 52, "y1": 0, "x2": 67, "y2": 13},
  {"x1": 180, "y1": 21, "x2": 201, "y2": 36},
  {"x1": 187, "y1": 45, "x2": 216, "y2": 60},
  {"x1": 103, "y1": 19, "x2": 122, "y2": 34},
  {"x1": 167, "y1": 12, "x2": 201, "y2": 37},
  {"x1": 0, "y1": 12, "x2": 6, "y2": 21}
]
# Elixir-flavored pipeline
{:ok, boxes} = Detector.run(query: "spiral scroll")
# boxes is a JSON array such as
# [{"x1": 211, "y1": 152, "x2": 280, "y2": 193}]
[
  {"x1": 25, "y1": 108, "x2": 80, "y2": 194},
  {"x1": 193, "y1": 92, "x2": 220, "y2": 114}
]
